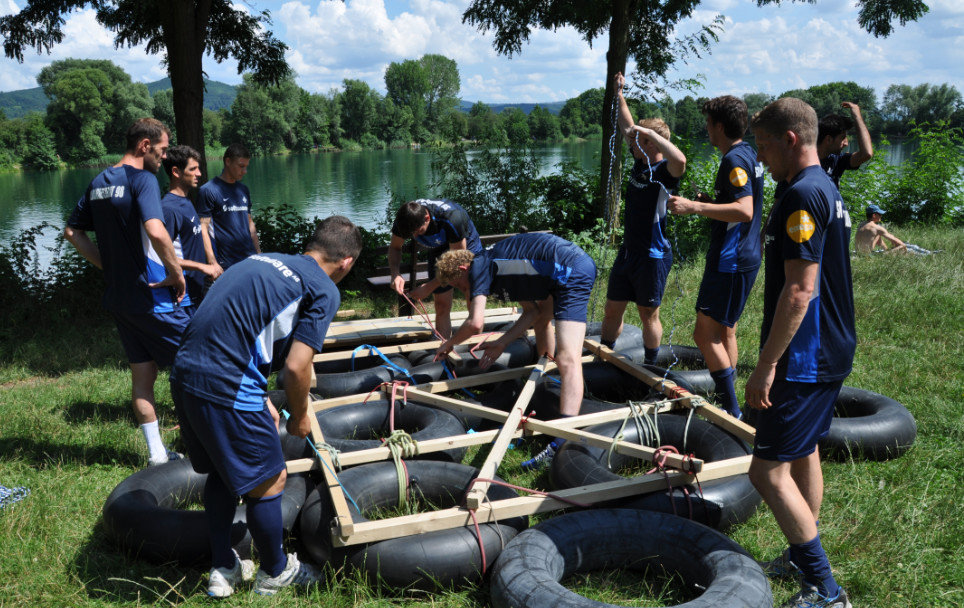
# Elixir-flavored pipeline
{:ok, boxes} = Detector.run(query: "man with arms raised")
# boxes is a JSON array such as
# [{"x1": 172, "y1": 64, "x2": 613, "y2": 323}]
[
  {"x1": 161, "y1": 145, "x2": 222, "y2": 308},
  {"x1": 388, "y1": 199, "x2": 483, "y2": 338},
  {"x1": 817, "y1": 102, "x2": 874, "y2": 189},
  {"x1": 669, "y1": 95, "x2": 765, "y2": 419},
  {"x1": 171, "y1": 216, "x2": 361, "y2": 597},
  {"x1": 748, "y1": 98, "x2": 856, "y2": 608},
  {"x1": 600, "y1": 72, "x2": 686, "y2": 365},
  {"x1": 198, "y1": 143, "x2": 261, "y2": 272},
  {"x1": 64, "y1": 117, "x2": 186, "y2": 466},
  {"x1": 433, "y1": 232, "x2": 596, "y2": 470}
]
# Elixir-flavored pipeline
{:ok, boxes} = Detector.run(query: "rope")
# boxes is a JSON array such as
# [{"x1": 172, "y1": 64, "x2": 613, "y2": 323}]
[
  {"x1": 281, "y1": 410, "x2": 361, "y2": 513},
  {"x1": 383, "y1": 430, "x2": 418, "y2": 507},
  {"x1": 607, "y1": 400, "x2": 660, "y2": 469},
  {"x1": 399, "y1": 291, "x2": 446, "y2": 341},
  {"x1": 0, "y1": 485, "x2": 29, "y2": 511}
]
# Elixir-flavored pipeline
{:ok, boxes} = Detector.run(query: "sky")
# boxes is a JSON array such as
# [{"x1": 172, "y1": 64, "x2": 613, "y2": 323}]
[{"x1": 0, "y1": 0, "x2": 961, "y2": 105}]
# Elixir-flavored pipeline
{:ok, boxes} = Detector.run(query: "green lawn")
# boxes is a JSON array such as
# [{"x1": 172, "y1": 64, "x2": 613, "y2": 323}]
[{"x1": 1, "y1": 225, "x2": 961, "y2": 607}]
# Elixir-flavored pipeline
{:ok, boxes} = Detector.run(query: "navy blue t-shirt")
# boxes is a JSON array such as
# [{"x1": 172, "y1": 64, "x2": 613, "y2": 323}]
[
  {"x1": 67, "y1": 165, "x2": 180, "y2": 314},
  {"x1": 707, "y1": 142, "x2": 765, "y2": 273},
  {"x1": 470, "y1": 233, "x2": 586, "y2": 303},
  {"x1": 392, "y1": 199, "x2": 483, "y2": 255},
  {"x1": 624, "y1": 158, "x2": 678, "y2": 259},
  {"x1": 162, "y1": 192, "x2": 207, "y2": 306},
  {"x1": 197, "y1": 176, "x2": 255, "y2": 268},
  {"x1": 820, "y1": 152, "x2": 854, "y2": 188},
  {"x1": 171, "y1": 253, "x2": 340, "y2": 411},
  {"x1": 761, "y1": 165, "x2": 855, "y2": 383}
]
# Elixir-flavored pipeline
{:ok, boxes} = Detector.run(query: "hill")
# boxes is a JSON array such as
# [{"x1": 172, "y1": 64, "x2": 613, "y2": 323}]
[
  {"x1": 0, "y1": 78, "x2": 238, "y2": 118},
  {"x1": 459, "y1": 100, "x2": 566, "y2": 115}
]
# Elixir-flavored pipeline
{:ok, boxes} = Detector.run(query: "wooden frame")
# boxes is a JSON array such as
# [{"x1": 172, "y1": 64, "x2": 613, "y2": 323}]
[{"x1": 287, "y1": 315, "x2": 755, "y2": 548}]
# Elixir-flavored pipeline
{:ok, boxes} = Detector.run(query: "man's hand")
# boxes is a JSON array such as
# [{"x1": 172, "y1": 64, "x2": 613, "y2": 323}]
[
  {"x1": 477, "y1": 341, "x2": 506, "y2": 370},
  {"x1": 390, "y1": 275, "x2": 406, "y2": 295},
  {"x1": 614, "y1": 71, "x2": 625, "y2": 91},
  {"x1": 202, "y1": 263, "x2": 224, "y2": 281},
  {"x1": 668, "y1": 195, "x2": 700, "y2": 216},
  {"x1": 744, "y1": 361, "x2": 777, "y2": 410},
  {"x1": 149, "y1": 272, "x2": 187, "y2": 303},
  {"x1": 286, "y1": 410, "x2": 312, "y2": 439},
  {"x1": 434, "y1": 340, "x2": 454, "y2": 362},
  {"x1": 841, "y1": 101, "x2": 861, "y2": 117},
  {"x1": 408, "y1": 282, "x2": 434, "y2": 301}
]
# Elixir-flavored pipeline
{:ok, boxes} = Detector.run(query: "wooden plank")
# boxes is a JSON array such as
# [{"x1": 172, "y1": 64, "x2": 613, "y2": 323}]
[
  {"x1": 692, "y1": 403, "x2": 757, "y2": 444},
  {"x1": 306, "y1": 410, "x2": 354, "y2": 537},
  {"x1": 332, "y1": 456, "x2": 751, "y2": 546},
  {"x1": 326, "y1": 307, "x2": 518, "y2": 329},
  {"x1": 313, "y1": 331, "x2": 536, "y2": 362},
  {"x1": 584, "y1": 339, "x2": 704, "y2": 407},
  {"x1": 463, "y1": 357, "x2": 547, "y2": 510}
]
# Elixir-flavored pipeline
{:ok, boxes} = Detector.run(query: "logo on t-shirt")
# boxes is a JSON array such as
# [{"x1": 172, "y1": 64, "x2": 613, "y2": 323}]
[
  {"x1": 786, "y1": 210, "x2": 816, "y2": 243},
  {"x1": 729, "y1": 167, "x2": 748, "y2": 187}
]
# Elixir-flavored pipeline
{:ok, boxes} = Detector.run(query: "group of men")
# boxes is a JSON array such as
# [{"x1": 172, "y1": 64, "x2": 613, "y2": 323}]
[{"x1": 69, "y1": 83, "x2": 875, "y2": 603}]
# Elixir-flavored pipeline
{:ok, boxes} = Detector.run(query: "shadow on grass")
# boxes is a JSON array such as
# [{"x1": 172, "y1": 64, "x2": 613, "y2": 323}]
[
  {"x1": 71, "y1": 520, "x2": 205, "y2": 603},
  {"x1": 0, "y1": 436, "x2": 141, "y2": 468},
  {"x1": 62, "y1": 400, "x2": 133, "y2": 425}
]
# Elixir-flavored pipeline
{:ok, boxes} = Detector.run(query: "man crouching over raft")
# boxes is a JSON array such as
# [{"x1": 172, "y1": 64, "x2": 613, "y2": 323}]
[
  {"x1": 433, "y1": 232, "x2": 597, "y2": 470},
  {"x1": 170, "y1": 216, "x2": 362, "y2": 598}
]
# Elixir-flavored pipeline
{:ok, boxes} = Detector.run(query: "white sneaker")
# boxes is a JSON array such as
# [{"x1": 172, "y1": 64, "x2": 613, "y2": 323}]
[
  {"x1": 207, "y1": 550, "x2": 255, "y2": 598},
  {"x1": 254, "y1": 552, "x2": 321, "y2": 596},
  {"x1": 148, "y1": 448, "x2": 184, "y2": 467}
]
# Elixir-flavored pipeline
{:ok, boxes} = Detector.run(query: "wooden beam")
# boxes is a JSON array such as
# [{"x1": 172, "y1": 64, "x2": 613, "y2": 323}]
[
  {"x1": 332, "y1": 456, "x2": 751, "y2": 546},
  {"x1": 306, "y1": 410, "x2": 354, "y2": 537},
  {"x1": 463, "y1": 358, "x2": 547, "y2": 510},
  {"x1": 312, "y1": 331, "x2": 534, "y2": 362}
]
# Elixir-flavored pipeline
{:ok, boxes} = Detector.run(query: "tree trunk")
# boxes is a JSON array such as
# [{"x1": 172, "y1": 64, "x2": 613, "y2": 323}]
[
  {"x1": 162, "y1": 0, "x2": 212, "y2": 180},
  {"x1": 595, "y1": 0, "x2": 632, "y2": 224}
]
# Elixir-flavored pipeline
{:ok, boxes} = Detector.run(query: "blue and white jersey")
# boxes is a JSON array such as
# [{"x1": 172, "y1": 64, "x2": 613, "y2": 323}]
[
  {"x1": 392, "y1": 199, "x2": 483, "y2": 255},
  {"x1": 624, "y1": 158, "x2": 678, "y2": 259},
  {"x1": 197, "y1": 176, "x2": 255, "y2": 269},
  {"x1": 469, "y1": 233, "x2": 587, "y2": 302},
  {"x1": 820, "y1": 152, "x2": 854, "y2": 188},
  {"x1": 172, "y1": 253, "x2": 340, "y2": 411},
  {"x1": 707, "y1": 141, "x2": 765, "y2": 273},
  {"x1": 67, "y1": 165, "x2": 178, "y2": 314},
  {"x1": 761, "y1": 165, "x2": 855, "y2": 383},
  {"x1": 162, "y1": 192, "x2": 207, "y2": 307}
]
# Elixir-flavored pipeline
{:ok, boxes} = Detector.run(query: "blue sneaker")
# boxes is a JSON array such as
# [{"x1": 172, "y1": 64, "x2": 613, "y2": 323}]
[
  {"x1": 521, "y1": 441, "x2": 559, "y2": 471},
  {"x1": 760, "y1": 547, "x2": 802, "y2": 580},
  {"x1": 781, "y1": 584, "x2": 852, "y2": 608}
]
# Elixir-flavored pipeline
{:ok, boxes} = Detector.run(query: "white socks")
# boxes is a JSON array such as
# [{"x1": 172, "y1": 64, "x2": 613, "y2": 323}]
[{"x1": 141, "y1": 420, "x2": 167, "y2": 463}]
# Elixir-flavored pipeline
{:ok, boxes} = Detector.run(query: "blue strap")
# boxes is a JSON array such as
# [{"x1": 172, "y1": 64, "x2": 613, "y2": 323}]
[
  {"x1": 280, "y1": 410, "x2": 361, "y2": 513},
  {"x1": 442, "y1": 362, "x2": 480, "y2": 400},
  {"x1": 351, "y1": 344, "x2": 415, "y2": 382}
]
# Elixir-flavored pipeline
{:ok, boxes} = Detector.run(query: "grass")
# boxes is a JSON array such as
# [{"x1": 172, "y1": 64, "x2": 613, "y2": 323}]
[{"x1": 1, "y1": 224, "x2": 962, "y2": 607}]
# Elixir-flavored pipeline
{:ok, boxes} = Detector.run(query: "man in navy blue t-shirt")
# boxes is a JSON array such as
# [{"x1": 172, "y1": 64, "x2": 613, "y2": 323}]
[
  {"x1": 161, "y1": 145, "x2": 222, "y2": 308},
  {"x1": 197, "y1": 143, "x2": 261, "y2": 271},
  {"x1": 388, "y1": 199, "x2": 483, "y2": 338},
  {"x1": 669, "y1": 95, "x2": 765, "y2": 419},
  {"x1": 817, "y1": 102, "x2": 873, "y2": 190},
  {"x1": 171, "y1": 216, "x2": 362, "y2": 597},
  {"x1": 600, "y1": 72, "x2": 686, "y2": 366},
  {"x1": 433, "y1": 233, "x2": 596, "y2": 469},
  {"x1": 64, "y1": 118, "x2": 187, "y2": 467},
  {"x1": 747, "y1": 98, "x2": 856, "y2": 608}
]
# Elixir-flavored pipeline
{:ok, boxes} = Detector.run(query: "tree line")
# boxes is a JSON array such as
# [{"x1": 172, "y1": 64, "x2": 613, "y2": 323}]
[{"x1": 0, "y1": 55, "x2": 962, "y2": 170}]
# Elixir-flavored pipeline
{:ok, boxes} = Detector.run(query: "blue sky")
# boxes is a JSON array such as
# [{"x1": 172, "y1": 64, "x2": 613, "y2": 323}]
[{"x1": 0, "y1": 0, "x2": 961, "y2": 105}]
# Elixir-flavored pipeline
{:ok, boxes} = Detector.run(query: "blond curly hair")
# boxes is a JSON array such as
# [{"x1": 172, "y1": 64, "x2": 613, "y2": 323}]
[{"x1": 435, "y1": 249, "x2": 476, "y2": 286}]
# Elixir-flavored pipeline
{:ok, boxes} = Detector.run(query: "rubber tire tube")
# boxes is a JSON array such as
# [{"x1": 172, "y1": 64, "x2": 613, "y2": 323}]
[
  {"x1": 102, "y1": 458, "x2": 306, "y2": 566},
  {"x1": 584, "y1": 321, "x2": 643, "y2": 351},
  {"x1": 613, "y1": 346, "x2": 716, "y2": 397},
  {"x1": 652, "y1": 344, "x2": 706, "y2": 369},
  {"x1": 818, "y1": 385, "x2": 917, "y2": 461},
  {"x1": 299, "y1": 460, "x2": 529, "y2": 590},
  {"x1": 489, "y1": 508, "x2": 771, "y2": 608},
  {"x1": 313, "y1": 398, "x2": 467, "y2": 463},
  {"x1": 313, "y1": 352, "x2": 405, "y2": 374},
  {"x1": 549, "y1": 416, "x2": 760, "y2": 530},
  {"x1": 311, "y1": 355, "x2": 413, "y2": 398}
]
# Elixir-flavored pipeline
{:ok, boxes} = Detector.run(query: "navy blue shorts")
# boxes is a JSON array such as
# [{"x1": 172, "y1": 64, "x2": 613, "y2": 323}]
[
  {"x1": 171, "y1": 382, "x2": 285, "y2": 496},
  {"x1": 753, "y1": 379, "x2": 844, "y2": 462},
  {"x1": 552, "y1": 254, "x2": 597, "y2": 322},
  {"x1": 111, "y1": 309, "x2": 191, "y2": 367},
  {"x1": 695, "y1": 266, "x2": 759, "y2": 327},
  {"x1": 427, "y1": 248, "x2": 453, "y2": 295},
  {"x1": 606, "y1": 247, "x2": 672, "y2": 307}
]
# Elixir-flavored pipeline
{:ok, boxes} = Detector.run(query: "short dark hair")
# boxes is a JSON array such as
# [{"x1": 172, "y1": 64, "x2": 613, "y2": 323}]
[
  {"x1": 125, "y1": 118, "x2": 170, "y2": 152},
  {"x1": 223, "y1": 143, "x2": 251, "y2": 161},
  {"x1": 818, "y1": 114, "x2": 855, "y2": 145},
  {"x1": 162, "y1": 145, "x2": 201, "y2": 179},
  {"x1": 394, "y1": 201, "x2": 429, "y2": 236},
  {"x1": 702, "y1": 96, "x2": 748, "y2": 139},
  {"x1": 307, "y1": 215, "x2": 363, "y2": 262},
  {"x1": 751, "y1": 97, "x2": 818, "y2": 147}
]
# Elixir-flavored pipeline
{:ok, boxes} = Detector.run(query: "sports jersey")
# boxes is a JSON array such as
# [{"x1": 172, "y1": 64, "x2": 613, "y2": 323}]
[
  {"x1": 162, "y1": 192, "x2": 207, "y2": 306},
  {"x1": 469, "y1": 232, "x2": 588, "y2": 303},
  {"x1": 66, "y1": 164, "x2": 179, "y2": 313},
  {"x1": 171, "y1": 253, "x2": 340, "y2": 411},
  {"x1": 392, "y1": 199, "x2": 483, "y2": 255},
  {"x1": 761, "y1": 165, "x2": 856, "y2": 383},
  {"x1": 820, "y1": 152, "x2": 854, "y2": 188},
  {"x1": 197, "y1": 176, "x2": 255, "y2": 268},
  {"x1": 707, "y1": 141, "x2": 765, "y2": 273},
  {"x1": 624, "y1": 158, "x2": 678, "y2": 259}
]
